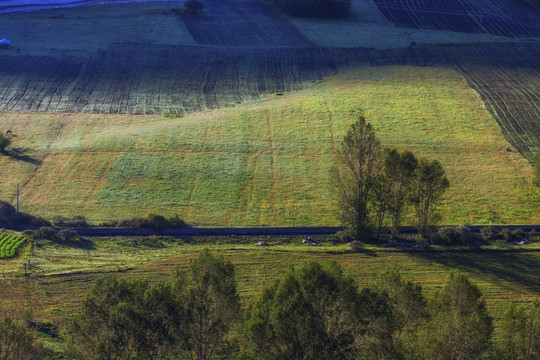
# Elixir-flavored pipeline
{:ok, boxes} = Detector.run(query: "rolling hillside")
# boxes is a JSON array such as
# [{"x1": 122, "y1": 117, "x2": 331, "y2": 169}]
[
  {"x1": 0, "y1": 0, "x2": 538, "y2": 225},
  {"x1": 0, "y1": 66, "x2": 537, "y2": 225}
]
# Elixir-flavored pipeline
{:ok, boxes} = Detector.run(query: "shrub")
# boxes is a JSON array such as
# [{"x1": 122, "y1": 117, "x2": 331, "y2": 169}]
[
  {"x1": 500, "y1": 228, "x2": 512, "y2": 242},
  {"x1": 481, "y1": 226, "x2": 499, "y2": 242},
  {"x1": 0, "y1": 132, "x2": 12, "y2": 153},
  {"x1": 336, "y1": 230, "x2": 353, "y2": 244},
  {"x1": 271, "y1": 0, "x2": 352, "y2": 18},
  {"x1": 119, "y1": 214, "x2": 188, "y2": 234},
  {"x1": 52, "y1": 215, "x2": 88, "y2": 228},
  {"x1": 39, "y1": 227, "x2": 58, "y2": 241},
  {"x1": 0, "y1": 201, "x2": 50, "y2": 227},
  {"x1": 58, "y1": 229, "x2": 80, "y2": 242},
  {"x1": 436, "y1": 226, "x2": 459, "y2": 245},
  {"x1": 21, "y1": 229, "x2": 37, "y2": 237},
  {"x1": 529, "y1": 229, "x2": 540, "y2": 242},
  {"x1": 511, "y1": 228, "x2": 526, "y2": 241},
  {"x1": 495, "y1": 239, "x2": 508, "y2": 248},
  {"x1": 436, "y1": 226, "x2": 478, "y2": 245},
  {"x1": 412, "y1": 233, "x2": 430, "y2": 246}
]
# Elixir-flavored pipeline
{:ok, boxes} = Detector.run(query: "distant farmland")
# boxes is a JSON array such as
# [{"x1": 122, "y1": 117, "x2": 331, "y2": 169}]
[
  {"x1": 0, "y1": 44, "x2": 355, "y2": 114},
  {"x1": 0, "y1": 0, "x2": 539, "y2": 225},
  {"x1": 181, "y1": 0, "x2": 313, "y2": 47},
  {"x1": 374, "y1": 0, "x2": 540, "y2": 37},
  {"x1": 1, "y1": 42, "x2": 538, "y2": 159},
  {"x1": 370, "y1": 43, "x2": 540, "y2": 161}
]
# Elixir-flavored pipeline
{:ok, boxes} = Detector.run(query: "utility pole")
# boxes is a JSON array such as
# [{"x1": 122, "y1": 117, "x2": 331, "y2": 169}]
[{"x1": 16, "y1": 184, "x2": 19, "y2": 213}]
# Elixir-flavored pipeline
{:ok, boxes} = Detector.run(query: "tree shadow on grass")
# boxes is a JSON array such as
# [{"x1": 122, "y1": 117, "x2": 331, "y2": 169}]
[
  {"x1": 2, "y1": 151, "x2": 42, "y2": 165},
  {"x1": 411, "y1": 249, "x2": 540, "y2": 294}
]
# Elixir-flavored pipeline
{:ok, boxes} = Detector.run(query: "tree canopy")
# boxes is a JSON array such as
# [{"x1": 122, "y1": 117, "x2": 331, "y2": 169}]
[
  {"x1": 333, "y1": 116, "x2": 382, "y2": 240},
  {"x1": 244, "y1": 261, "x2": 396, "y2": 359}
]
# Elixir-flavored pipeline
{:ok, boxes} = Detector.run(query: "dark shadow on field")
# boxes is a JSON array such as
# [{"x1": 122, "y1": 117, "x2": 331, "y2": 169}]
[
  {"x1": 358, "y1": 248, "x2": 378, "y2": 257},
  {"x1": 411, "y1": 250, "x2": 540, "y2": 294},
  {"x1": 4, "y1": 152, "x2": 42, "y2": 165},
  {"x1": 54, "y1": 238, "x2": 96, "y2": 251},
  {"x1": 75, "y1": 238, "x2": 96, "y2": 250}
]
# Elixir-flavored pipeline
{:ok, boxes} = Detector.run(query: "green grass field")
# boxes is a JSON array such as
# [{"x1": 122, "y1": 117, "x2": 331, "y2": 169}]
[
  {"x1": 0, "y1": 66, "x2": 537, "y2": 226},
  {"x1": 2, "y1": 238, "x2": 539, "y2": 349}
]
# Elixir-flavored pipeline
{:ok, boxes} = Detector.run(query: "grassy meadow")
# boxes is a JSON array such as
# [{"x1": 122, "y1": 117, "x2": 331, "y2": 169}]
[
  {"x1": 2, "y1": 237, "x2": 540, "y2": 349},
  {"x1": 0, "y1": 66, "x2": 537, "y2": 226}
]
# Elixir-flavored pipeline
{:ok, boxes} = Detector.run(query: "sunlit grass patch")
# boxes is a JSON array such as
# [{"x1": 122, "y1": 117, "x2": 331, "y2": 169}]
[{"x1": 0, "y1": 66, "x2": 536, "y2": 225}]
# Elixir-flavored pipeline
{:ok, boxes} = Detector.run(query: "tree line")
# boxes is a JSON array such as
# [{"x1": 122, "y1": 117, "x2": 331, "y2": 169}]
[
  {"x1": 1, "y1": 250, "x2": 539, "y2": 360},
  {"x1": 334, "y1": 117, "x2": 450, "y2": 241}
]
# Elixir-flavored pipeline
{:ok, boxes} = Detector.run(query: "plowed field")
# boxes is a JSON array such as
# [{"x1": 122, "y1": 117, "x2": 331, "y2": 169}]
[
  {"x1": 374, "y1": 0, "x2": 540, "y2": 37},
  {"x1": 0, "y1": 44, "x2": 361, "y2": 114}
]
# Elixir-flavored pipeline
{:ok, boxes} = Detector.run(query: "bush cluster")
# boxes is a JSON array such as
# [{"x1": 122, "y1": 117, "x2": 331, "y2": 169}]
[
  {"x1": 427, "y1": 226, "x2": 538, "y2": 246},
  {"x1": 434, "y1": 225, "x2": 478, "y2": 246},
  {"x1": 271, "y1": 0, "x2": 352, "y2": 18},
  {"x1": 39, "y1": 226, "x2": 82, "y2": 245},
  {"x1": 52, "y1": 215, "x2": 88, "y2": 228},
  {"x1": 0, "y1": 201, "x2": 50, "y2": 228},
  {"x1": 117, "y1": 214, "x2": 188, "y2": 233}
]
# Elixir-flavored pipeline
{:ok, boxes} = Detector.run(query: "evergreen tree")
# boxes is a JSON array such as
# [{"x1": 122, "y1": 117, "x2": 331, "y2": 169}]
[
  {"x1": 244, "y1": 261, "x2": 395, "y2": 360},
  {"x1": 414, "y1": 273, "x2": 493, "y2": 360}
]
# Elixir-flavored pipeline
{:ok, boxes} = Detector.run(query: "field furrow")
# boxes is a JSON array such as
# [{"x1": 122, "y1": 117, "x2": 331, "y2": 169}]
[{"x1": 374, "y1": 0, "x2": 540, "y2": 37}]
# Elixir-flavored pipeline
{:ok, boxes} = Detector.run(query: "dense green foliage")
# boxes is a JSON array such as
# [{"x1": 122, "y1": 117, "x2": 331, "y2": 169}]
[
  {"x1": 496, "y1": 300, "x2": 540, "y2": 360},
  {"x1": 67, "y1": 249, "x2": 240, "y2": 360},
  {"x1": 412, "y1": 159, "x2": 450, "y2": 236},
  {"x1": 62, "y1": 255, "x2": 538, "y2": 359},
  {"x1": 270, "y1": 0, "x2": 351, "y2": 18},
  {"x1": 335, "y1": 118, "x2": 449, "y2": 240},
  {"x1": 4, "y1": 240, "x2": 540, "y2": 357},
  {"x1": 377, "y1": 149, "x2": 418, "y2": 238},
  {"x1": 415, "y1": 273, "x2": 493, "y2": 360},
  {"x1": 244, "y1": 261, "x2": 390, "y2": 359},
  {"x1": 0, "y1": 314, "x2": 53, "y2": 359},
  {"x1": 0, "y1": 234, "x2": 27, "y2": 259},
  {"x1": 334, "y1": 117, "x2": 382, "y2": 240}
]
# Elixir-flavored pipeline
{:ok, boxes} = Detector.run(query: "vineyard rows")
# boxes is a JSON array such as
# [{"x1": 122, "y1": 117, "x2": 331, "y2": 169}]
[
  {"x1": 0, "y1": 233, "x2": 27, "y2": 259},
  {"x1": 374, "y1": 0, "x2": 540, "y2": 37},
  {"x1": 182, "y1": 1, "x2": 313, "y2": 47}
]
